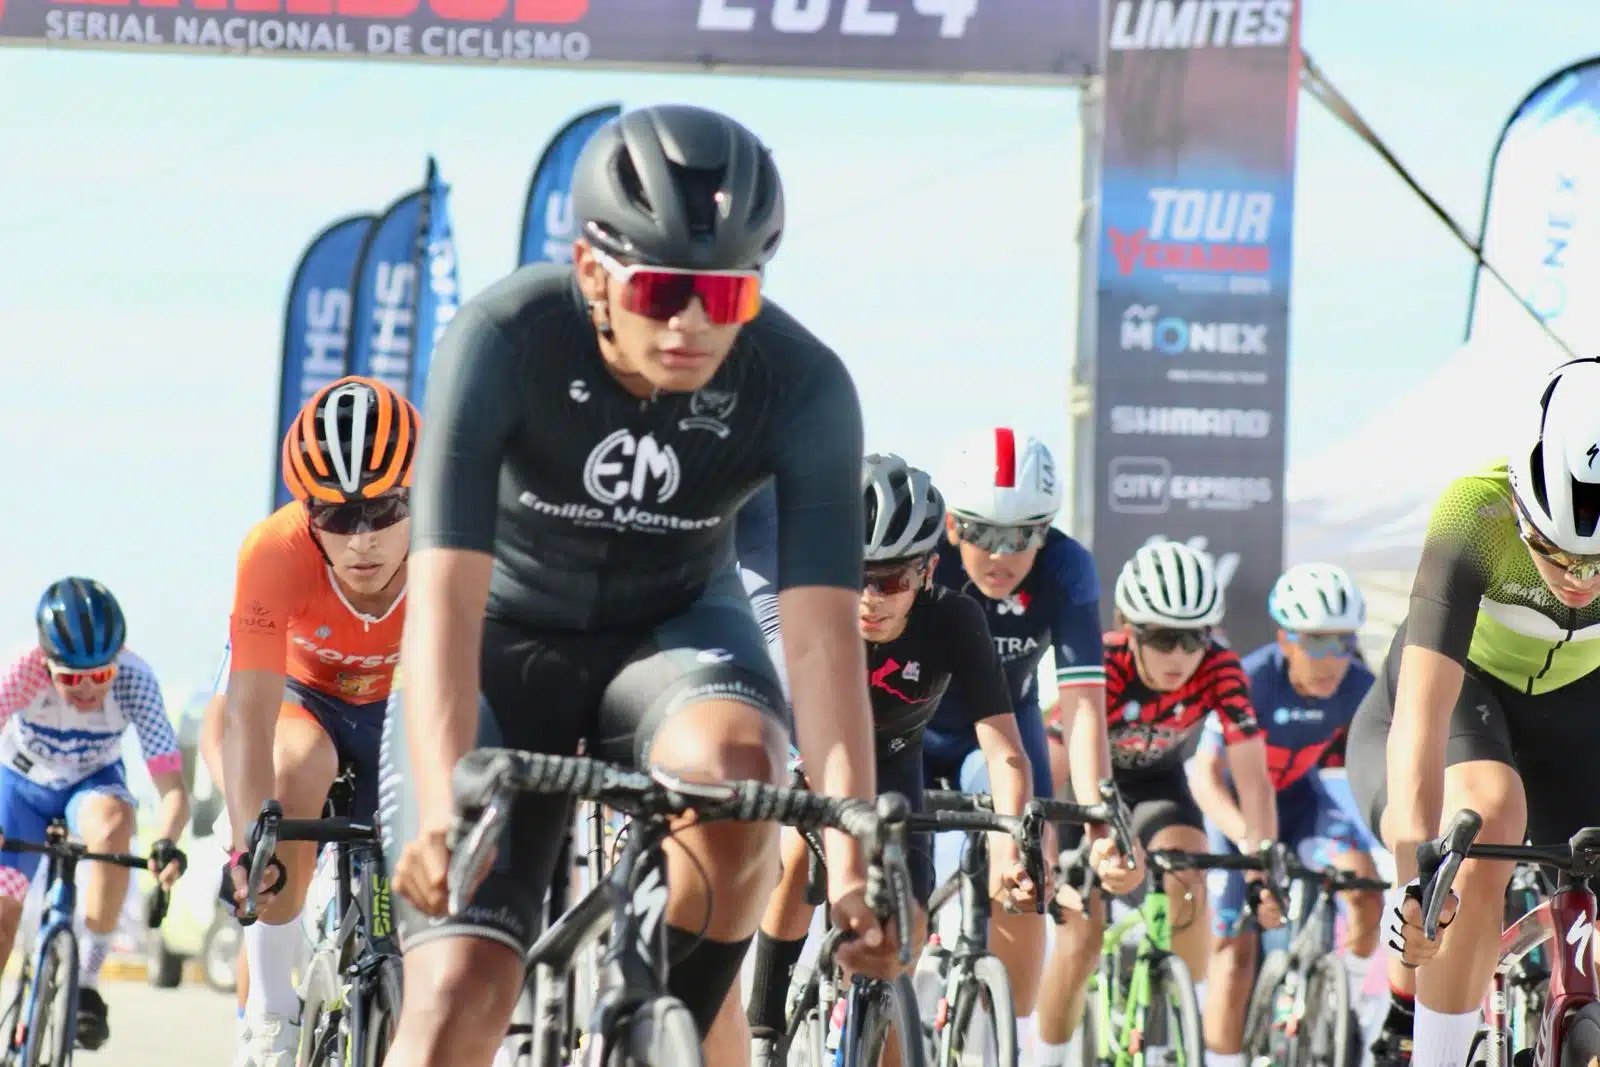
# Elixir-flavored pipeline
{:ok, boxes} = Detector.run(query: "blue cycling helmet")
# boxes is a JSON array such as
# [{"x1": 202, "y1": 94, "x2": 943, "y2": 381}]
[{"x1": 36, "y1": 578, "x2": 126, "y2": 669}]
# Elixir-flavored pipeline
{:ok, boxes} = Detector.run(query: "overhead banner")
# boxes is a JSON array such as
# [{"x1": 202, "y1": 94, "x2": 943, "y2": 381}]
[
  {"x1": 1465, "y1": 58, "x2": 1600, "y2": 368},
  {"x1": 519, "y1": 103, "x2": 621, "y2": 267},
  {"x1": 1089, "y1": 0, "x2": 1300, "y2": 653},
  {"x1": 273, "y1": 213, "x2": 375, "y2": 512},
  {"x1": 347, "y1": 186, "x2": 425, "y2": 398},
  {"x1": 0, "y1": 0, "x2": 1100, "y2": 82},
  {"x1": 411, "y1": 156, "x2": 461, "y2": 401}
]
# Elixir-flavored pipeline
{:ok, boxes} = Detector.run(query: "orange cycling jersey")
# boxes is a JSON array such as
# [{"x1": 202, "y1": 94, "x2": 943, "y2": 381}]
[{"x1": 228, "y1": 504, "x2": 406, "y2": 704}]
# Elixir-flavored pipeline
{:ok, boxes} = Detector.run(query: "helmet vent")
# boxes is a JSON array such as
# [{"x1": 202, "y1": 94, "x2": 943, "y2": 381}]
[
  {"x1": 1573, "y1": 476, "x2": 1600, "y2": 538},
  {"x1": 615, "y1": 150, "x2": 652, "y2": 216},
  {"x1": 672, "y1": 163, "x2": 723, "y2": 239}
]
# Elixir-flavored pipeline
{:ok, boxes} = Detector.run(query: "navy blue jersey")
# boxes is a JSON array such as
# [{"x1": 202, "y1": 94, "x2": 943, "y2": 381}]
[{"x1": 1199, "y1": 642, "x2": 1373, "y2": 804}]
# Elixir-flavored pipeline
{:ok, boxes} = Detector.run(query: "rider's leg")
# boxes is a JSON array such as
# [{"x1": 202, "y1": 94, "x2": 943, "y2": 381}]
[
  {"x1": 66, "y1": 783, "x2": 137, "y2": 992},
  {"x1": 244, "y1": 702, "x2": 338, "y2": 1030},
  {"x1": 743, "y1": 827, "x2": 816, "y2": 1036},
  {"x1": 198, "y1": 692, "x2": 253, "y2": 1019},
  {"x1": 1327, "y1": 846, "x2": 1384, "y2": 988},
  {"x1": 1146, "y1": 823, "x2": 1212, "y2": 979},
  {"x1": 1035, "y1": 872, "x2": 1105, "y2": 1065},
  {"x1": 1200, "y1": 866, "x2": 1254, "y2": 1058},
  {"x1": 0, "y1": 768, "x2": 53, "y2": 982}
]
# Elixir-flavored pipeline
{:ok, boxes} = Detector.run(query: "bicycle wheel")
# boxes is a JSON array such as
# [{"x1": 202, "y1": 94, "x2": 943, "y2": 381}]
[
  {"x1": 857, "y1": 975, "x2": 928, "y2": 1067},
  {"x1": 1143, "y1": 955, "x2": 1203, "y2": 1067},
  {"x1": 361, "y1": 956, "x2": 403, "y2": 1067},
  {"x1": 1303, "y1": 955, "x2": 1353, "y2": 1067},
  {"x1": 1241, "y1": 949, "x2": 1291, "y2": 1064},
  {"x1": 1559, "y1": 1000, "x2": 1600, "y2": 1066},
  {"x1": 611, "y1": 996, "x2": 702, "y2": 1066},
  {"x1": 937, "y1": 956, "x2": 1015, "y2": 1067},
  {"x1": 19, "y1": 926, "x2": 75, "y2": 1067}
]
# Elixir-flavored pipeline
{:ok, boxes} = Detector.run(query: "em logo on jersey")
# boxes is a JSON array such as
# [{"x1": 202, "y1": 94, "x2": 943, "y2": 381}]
[{"x1": 583, "y1": 430, "x2": 681, "y2": 505}]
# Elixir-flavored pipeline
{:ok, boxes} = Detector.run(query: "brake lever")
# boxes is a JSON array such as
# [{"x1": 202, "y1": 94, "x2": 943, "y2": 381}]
[
  {"x1": 1097, "y1": 778, "x2": 1136, "y2": 869},
  {"x1": 446, "y1": 787, "x2": 511, "y2": 916},
  {"x1": 244, "y1": 800, "x2": 283, "y2": 924}
]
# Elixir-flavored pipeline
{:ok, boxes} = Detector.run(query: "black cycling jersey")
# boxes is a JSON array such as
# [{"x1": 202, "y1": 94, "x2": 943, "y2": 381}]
[
  {"x1": 867, "y1": 586, "x2": 1013, "y2": 758},
  {"x1": 411, "y1": 264, "x2": 865, "y2": 628}
]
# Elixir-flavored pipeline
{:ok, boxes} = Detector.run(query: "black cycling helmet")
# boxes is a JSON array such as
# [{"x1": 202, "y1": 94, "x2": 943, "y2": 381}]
[{"x1": 571, "y1": 104, "x2": 785, "y2": 271}]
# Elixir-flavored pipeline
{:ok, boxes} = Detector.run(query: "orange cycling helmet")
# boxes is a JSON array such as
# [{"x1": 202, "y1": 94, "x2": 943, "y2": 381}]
[{"x1": 282, "y1": 376, "x2": 420, "y2": 504}]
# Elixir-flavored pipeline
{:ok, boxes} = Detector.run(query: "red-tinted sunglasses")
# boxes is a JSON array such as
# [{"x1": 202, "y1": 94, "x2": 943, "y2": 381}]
[
  {"x1": 590, "y1": 245, "x2": 763, "y2": 326},
  {"x1": 48, "y1": 662, "x2": 117, "y2": 687},
  {"x1": 863, "y1": 559, "x2": 928, "y2": 596},
  {"x1": 307, "y1": 491, "x2": 411, "y2": 536}
]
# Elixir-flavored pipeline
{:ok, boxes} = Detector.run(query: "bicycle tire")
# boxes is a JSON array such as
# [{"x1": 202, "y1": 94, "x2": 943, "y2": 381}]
[
  {"x1": 1305, "y1": 954, "x2": 1352, "y2": 1067},
  {"x1": 937, "y1": 955, "x2": 1015, "y2": 1067},
  {"x1": 19, "y1": 926, "x2": 75, "y2": 1067},
  {"x1": 614, "y1": 996, "x2": 702, "y2": 1066},
  {"x1": 361, "y1": 955, "x2": 403, "y2": 1067},
  {"x1": 1240, "y1": 948, "x2": 1290, "y2": 1064},
  {"x1": 0, "y1": 983, "x2": 24, "y2": 1067},
  {"x1": 858, "y1": 975, "x2": 928, "y2": 1067},
  {"x1": 1560, "y1": 1000, "x2": 1600, "y2": 1066},
  {"x1": 1148, "y1": 955, "x2": 1203, "y2": 1067}
]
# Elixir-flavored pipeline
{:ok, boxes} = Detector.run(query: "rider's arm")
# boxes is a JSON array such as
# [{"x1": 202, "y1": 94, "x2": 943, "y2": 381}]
[
  {"x1": 1187, "y1": 721, "x2": 1249, "y2": 843},
  {"x1": 406, "y1": 303, "x2": 521, "y2": 831},
  {"x1": 770, "y1": 347, "x2": 873, "y2": 883},
  {"x1": 223, "y1": 521, "x2": 303, "y2": 855},
  {"x1": 1047, "y1": 538, "x2": 1111, "y2": 808},
  {"x1": 944, "y1": 593, "x2": 1029, "y2": 819},
  {"x1": 116, "y1": 655, "x2": 190, "y2": 844},
  {"x1": 1206, "y1": 650, "x2": 1276, "y2": 847},
  {"x1": 0, "y1": 649, "x2": 48, "y2": 735},
  {"x1": 1387, "y1": 479, "x2": 1489, "y2": 880}
]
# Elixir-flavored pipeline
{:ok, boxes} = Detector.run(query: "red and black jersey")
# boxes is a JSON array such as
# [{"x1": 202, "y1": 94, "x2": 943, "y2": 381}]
[{"x1": 1102, "y1": 631, "x2": 1261, "y2": 772}]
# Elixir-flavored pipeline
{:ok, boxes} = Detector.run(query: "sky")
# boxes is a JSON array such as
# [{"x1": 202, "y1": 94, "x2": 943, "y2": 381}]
[{"x1": 2, "y1": 0, "x2": 1599, "y2": 694}]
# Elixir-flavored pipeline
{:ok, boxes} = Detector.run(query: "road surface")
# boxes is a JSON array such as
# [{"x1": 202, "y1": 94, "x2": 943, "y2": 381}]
[{"x1": 94, "y1": 979, "x2": 239, "y2": 1065}]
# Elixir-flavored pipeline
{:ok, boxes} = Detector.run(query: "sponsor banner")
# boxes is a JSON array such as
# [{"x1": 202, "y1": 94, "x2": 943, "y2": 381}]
[
  {"x1": 273, "y1": 213, "x2": 375, "y2": 512},
  {"x1": 1090, "y1": 0, "x2": 1299, "y2": 653},
  {"x1": 0, "y1": 0, "x2": 1101, "y2": 82},
  {"x1": 1466, "y1": 59, "x2": 1600, "y2": 367},
  {"x1": 347, "y1": 186, "x2": 425, "y2": 398},
  {"x1": 519, "y1": 103, "x2": 621, "y2": 267},
  {"x1": 411, "y1": 157, "x2": 461, "y2": 401}
]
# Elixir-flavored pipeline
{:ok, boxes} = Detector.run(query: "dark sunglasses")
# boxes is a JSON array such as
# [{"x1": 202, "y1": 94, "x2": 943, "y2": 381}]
[
  {"x1": 863, "y1": 559, "x2": 928, "y2": 596},
  {"x1": 952, "y1": 517, "x2": 1051, "y2": 555},
  {"x1": 590, "y1": 244, "x2": 763, "y2": 325},
  {"x1": 1514, "y1": 497, "x2": 1600, "y2": 580},
  {"x1": 1285, "y1": 631, "x2": 1358, "y2": 660},
  {"x1": 1133, "y1": 626, "x2": 1210, "y2": 654},
  {"x1": 307, "y1": 491, "x2": 411, "y2": 536}
]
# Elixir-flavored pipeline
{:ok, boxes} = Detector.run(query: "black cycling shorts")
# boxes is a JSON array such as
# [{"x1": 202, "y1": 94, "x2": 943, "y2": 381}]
[
  {"x1": 878, "y1": 740, "x2": 934, "y2": 906},
  {"x1": 1348, "y1": 622, "x2": 1600, "y2": 848},
  {"x1": 1058, "y1": 764, "x2": 1206, "y2": 852},
  {"x1": 378, "y1": 568, "x2": 787, "y2": 956},
  {"x1": 283, "y1": 680, "x2": 382, "y2": 824}
]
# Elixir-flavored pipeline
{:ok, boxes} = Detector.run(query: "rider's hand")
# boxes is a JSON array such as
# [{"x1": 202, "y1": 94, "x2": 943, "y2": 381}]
[
  {"x1": 996, "y1": 837, "x2": 1037, "y2": 912},
  {"x1": 226, "y1": 853, "x2": 279, "y2": 917},
  {"x1": 1090, "y1": 829, "x2": 1143, "y2": 897},
  {"x1": 392, "y1": 823, "x2": 458, "y2": 918},
  {"x1": 1385, "y1": 879, "x2": 1459, "y2": 969},
  {"x1": 1248, "y1": 876, "x2": 1284, "y2": 930},
  {"x1": 147, "y1": 838, "x2": 187, "y2": 889},
  {"x1": 826, "y1": 846, "x2": 901, "y2": 981}
]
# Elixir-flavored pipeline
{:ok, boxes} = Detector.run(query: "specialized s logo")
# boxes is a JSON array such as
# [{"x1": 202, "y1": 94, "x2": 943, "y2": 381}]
[
  {"x1": 583, "y1": 430, "x2": 680, "y2": 505},
  {"x1": 1570, "y1": 911, "x2": 1594, "y2": 976}
]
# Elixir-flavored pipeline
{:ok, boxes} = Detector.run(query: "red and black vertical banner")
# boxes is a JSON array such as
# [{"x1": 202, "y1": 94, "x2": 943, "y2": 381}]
[{"x1": 1090, "y1": 0, "x2": 1300, "y2": 652}]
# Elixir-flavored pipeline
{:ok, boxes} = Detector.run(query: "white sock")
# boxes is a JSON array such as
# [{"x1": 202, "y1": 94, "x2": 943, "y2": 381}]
[
  {"x1": 1036, "y1": 1041, "x2": 1069, "y2": 1066},
  {"x1": 1205, "y1": 1054, "x2": 1244, "y2": 1067},
  {"x1": 1194, "y1": 979, "x2": 1208, "y2": 1008},
  {"x1": 244, "y1": 919, "x2": 302, "y2": 1022},
  {"x1": 1343, "y1": 951, "x2": 1374, "y2": 995},
  {"x1": 1412, "y1": 1004, "x2": 1479, "y2": 1067},
  {"x1": 1016, "y1": 1015, "x2": 1036, "y2": 1057},
  {"x1": 79, "y1": 931, "x2": 111, "y2": 990}
]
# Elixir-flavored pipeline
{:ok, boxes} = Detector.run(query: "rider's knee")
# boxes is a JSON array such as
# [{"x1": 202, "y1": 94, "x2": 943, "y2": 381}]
[
  {"x1": 650, "y1": 703, "x2": 785, "y2": 875},
  {"x1": 1208, "y1": 933, "x2": 1256, "y2": 976},
  {"x1": 406, "y1": 941, "x2": 520, "y2": 1030},
  {"x1": 1348, "y1": 887, "x2": 1383, "y2": 927},
  {"x1": 82, "y1": 796, "x2": 135, "y2": 849}
]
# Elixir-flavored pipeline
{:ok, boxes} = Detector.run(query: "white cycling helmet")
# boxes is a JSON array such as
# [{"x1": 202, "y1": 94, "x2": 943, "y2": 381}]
[
  {"x1": 943, "y1": 428, "x2": 1063, "y2": 526},
  {"x1": 1508, "y1": 358, "x2": 1600, "y2": 555},
  {"x1": 862, "y1": 454, "x2": 945, "y2": 562},
  {"x1": 1115, "y1": 540, "x2": 1224, "y2": 628},
  {"x1": 1269, "y1": 563, "x2": 1365, "y2": 633}
]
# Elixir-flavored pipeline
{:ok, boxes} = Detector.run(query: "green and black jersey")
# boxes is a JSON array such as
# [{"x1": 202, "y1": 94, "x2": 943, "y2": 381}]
[{"x1": 1408, "y1": 461, "x2": 1600, "y2": 694}]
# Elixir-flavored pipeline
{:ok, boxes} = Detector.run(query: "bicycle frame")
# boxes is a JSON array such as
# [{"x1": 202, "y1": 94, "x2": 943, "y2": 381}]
[
  {"x1": 1482, "y1": 883, "x2": 1597, "y2": 1067},
  {"x1": 1090, "y1": 885, "x2": 1174, "y2": 1065},
  {"x1": 13, "y1": 846, "x2": 81, "y2": 1063},
  {"x1": 298, "y1": 837, "x2": 394, "y2": 1067}
]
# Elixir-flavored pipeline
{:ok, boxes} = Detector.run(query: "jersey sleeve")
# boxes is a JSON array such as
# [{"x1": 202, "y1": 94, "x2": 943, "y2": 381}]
[
  {"x1": 1202, "y1": 648, "x2": 1261, "y2": 744},
  {"x1": 1406, "y1": 471, "x2": 1505, "y2": 663},
  {"x1": 940, "y1": 592, "x2": 1016, "y2": 726},
  {"x1": 0, "y1": 649, "x2": 49, "y2": 732},
  {"x1": 767, "y1": 341, "x2": 864, "y2": 592},
  {"x1": 410, "y1": 302, "x2": 525, "y2": 554},
  {"x1": 228, "y1": 515, "x2": 308, "y2": 674},
  {"x1": 114, "y1": 655, "x2": 182, "y2": 778},
  {"x1": 736, "y1": 483, "x2": 789, "y2": 702},
  {"x1": 1043, "y1": 535, "x2": 1106, "y2": 689}
]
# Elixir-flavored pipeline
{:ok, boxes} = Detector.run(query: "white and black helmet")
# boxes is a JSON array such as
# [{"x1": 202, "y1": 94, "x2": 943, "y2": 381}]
[
  {"x1": 1115, "y1": 541, "x2": 1224, "y2": 628},
  {"x1": 1269, "y1": 563, "x2": 1365, "y2": 633},
  {"x1": 1508, "y1": 357, "x2": 1600, "y2": 555},
  {"x1": 863, "y1": 454, "x2": 945, "y2": 563},
  {"x1": 943, "y1": 428, "x2": 1063, "y2": 526}
]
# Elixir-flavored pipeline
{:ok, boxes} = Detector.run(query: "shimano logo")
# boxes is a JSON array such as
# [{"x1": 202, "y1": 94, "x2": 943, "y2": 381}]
[
  {"x1": 1108, "y1": 0, "x2": 1293, "y2": 50},
  {"x1": 1119, "y1": 305, "x2": 1268, "y2": 356},
  {"x1": 1110, "y1": 406, "x2": 1272, "y2": 438}
]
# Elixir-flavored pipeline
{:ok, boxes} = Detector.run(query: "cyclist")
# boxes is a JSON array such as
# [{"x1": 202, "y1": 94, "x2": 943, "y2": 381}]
[
  {"x1": 1035, "y1": 540, "x2": 1279, "y2": 1067},
  {"x1": 1187, "y1": 562, "x2": 1383, "y2": 1067},
  {"x1": 378, "y1": 104, "x2": 891, "y2": 1067},
  {"x1": 922, "y1": 427, "x2": 1114, "y2": 1049},
  {"x1": 220, "y1": 375, "x2": 418, "y2": 1067},
  {"x1": 1347, "y1": 358, "x2": 1600, "y2": 1067},
  {"x1": 0, "y1": 578, "x2": 189, "y2": 1051},
  {"x1": 729, "y1": 456, "x2": 1099, "y2": 1065}
]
